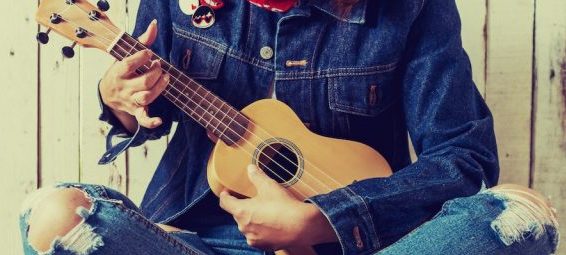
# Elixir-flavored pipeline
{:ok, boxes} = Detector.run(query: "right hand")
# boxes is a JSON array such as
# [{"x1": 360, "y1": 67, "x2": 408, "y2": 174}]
[{"x1": 99, "y1": 19, "x2": 170, "y2": 130}]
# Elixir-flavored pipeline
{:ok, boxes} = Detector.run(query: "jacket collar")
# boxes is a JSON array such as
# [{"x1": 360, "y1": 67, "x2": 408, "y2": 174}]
[{"x1": 308, "y1": 0, "x2": 368, "y2": 24}]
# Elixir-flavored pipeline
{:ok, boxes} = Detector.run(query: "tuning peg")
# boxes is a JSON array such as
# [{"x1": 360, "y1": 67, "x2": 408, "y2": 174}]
[
  {"x1": 75, "y1": 27, "x2": 88, "y2": 39},
  {"x1": 36, "y1": 29, "x2": 51, "y2": 44},
  {"x1": 97, "y1": 0, "x2": 110, "y2": 12},
  {"x1": 65, "y1": 0, "x2": 76, "y2": 4},
  {"x1": 62, "y1": 42, "x2": 77, "y2": 58},
  {"x1": 89, "y1": 10, "x2": 101, "y2": 21},
  {"x1": 50, "y1": 13, "x2": 62, "y2": 24}
]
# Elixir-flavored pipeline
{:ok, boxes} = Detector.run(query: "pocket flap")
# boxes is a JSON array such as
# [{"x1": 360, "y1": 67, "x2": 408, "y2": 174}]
[
  {"x1": 171, "y1": 24, "x2": 227, "y2": 80},
  {"x1": 328, "y1": 73, "x2": 399, "y2": 117}
]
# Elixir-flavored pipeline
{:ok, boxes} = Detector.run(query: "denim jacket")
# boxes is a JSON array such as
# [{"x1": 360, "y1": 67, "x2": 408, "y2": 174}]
[{"x1": 98, "y1": 0, "x2": 499, "y2": 254}]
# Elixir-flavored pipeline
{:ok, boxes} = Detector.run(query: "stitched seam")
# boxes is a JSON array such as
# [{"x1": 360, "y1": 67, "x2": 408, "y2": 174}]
[
  {"x1": 172, "y1": 25, "x2": 274, "y2": 71},
  {"x1": 143, "y1": 141, "x2": 190, "y2": 216},
  {"x1": 345, "y1": 186, "x2": 380, "y2": 250},
  {"x1": 115, "y1": 203, "x2": 205, "y2": 255},
  {"x1": 159, "y1": 190, "x2": 210, "y2": 224},
  {"x1": 275, "y1": 62, "x2": 399, "y2": 80}
]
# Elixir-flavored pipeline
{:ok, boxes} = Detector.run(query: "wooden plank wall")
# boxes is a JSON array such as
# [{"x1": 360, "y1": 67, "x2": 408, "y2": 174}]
[{"x1": 0, "y1": 0, "x2": 563, "y2": 253}]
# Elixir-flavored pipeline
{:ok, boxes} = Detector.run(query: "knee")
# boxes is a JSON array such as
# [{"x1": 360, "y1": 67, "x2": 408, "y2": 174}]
[
  {"x1": 488, "y1": 184, "x2": 559, "y2": 248},
  {"x1": 21, "y1": 186, "x2": 94, "y2": 253}
]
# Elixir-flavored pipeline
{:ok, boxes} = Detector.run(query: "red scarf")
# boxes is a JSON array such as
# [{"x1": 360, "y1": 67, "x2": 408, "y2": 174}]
[{"x1": 248, "y1": 0, "x2": 298, "y2": 12}]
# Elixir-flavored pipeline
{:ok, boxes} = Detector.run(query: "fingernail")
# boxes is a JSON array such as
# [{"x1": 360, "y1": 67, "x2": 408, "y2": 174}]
[{"x1": 151, "y1": 19, "x2": 157, "y2": 25}]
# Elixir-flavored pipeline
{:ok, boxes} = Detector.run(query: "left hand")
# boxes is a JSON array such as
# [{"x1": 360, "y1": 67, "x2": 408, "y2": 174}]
[{"x1": 219, "y1": 165, "x2": 337, "y2": 251}]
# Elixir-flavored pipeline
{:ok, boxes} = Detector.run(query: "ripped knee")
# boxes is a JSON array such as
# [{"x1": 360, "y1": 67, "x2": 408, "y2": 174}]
[
  {"x1": 487, "y1": 184, "x2": 559, "y2": 247},
  {"x1": 20, "y1": 186, "x2": 103, "y2": 255}
]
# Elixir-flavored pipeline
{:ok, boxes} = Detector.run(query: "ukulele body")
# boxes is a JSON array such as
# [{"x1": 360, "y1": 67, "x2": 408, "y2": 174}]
[{"x1": 206, "y1": 99, "x2": 392, "y2": 255}]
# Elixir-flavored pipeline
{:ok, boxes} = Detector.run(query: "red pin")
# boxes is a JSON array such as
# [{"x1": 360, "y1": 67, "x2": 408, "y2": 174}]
[
  {"x1": 247, "y1": 0, "x2": 297, "y2": 12},
  {"x1": 200, "y1": 0, "x2": 224, "y2": 10}
]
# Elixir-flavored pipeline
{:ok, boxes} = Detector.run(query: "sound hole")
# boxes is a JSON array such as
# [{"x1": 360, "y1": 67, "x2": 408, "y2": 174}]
[{"x1": 257, "y1": 142, "x2": 300, "y2": 186}]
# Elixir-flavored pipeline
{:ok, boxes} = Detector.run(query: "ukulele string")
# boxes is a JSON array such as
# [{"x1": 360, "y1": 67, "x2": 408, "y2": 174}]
[
  {"x1": 66, "y1": 4, "x2": 346, "y2": 195},
  {"x1": 74, "y1": 4, "x2": 345, "y2": 195},
  {"x1": 58, "y1": 8, "x2": 316, "y2": 198},
  {"x1": 67, "y1": 4, "x2": 339, "y2": 196}
]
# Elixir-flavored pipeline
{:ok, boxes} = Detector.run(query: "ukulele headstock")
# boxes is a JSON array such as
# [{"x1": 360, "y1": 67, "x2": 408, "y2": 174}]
[{"x1": 36, "y1": 0, "x2": 120, "y2": 57}]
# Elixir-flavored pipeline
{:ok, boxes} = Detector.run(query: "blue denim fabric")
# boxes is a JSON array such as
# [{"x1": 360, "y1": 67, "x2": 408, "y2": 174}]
[
  {"x1": 19, "y1": 183, "x2": 266, "y2": 255},
  {"x1": 18, "y1": 184, "x2": 558, "y2": 254},
  {"x1": 98, "y1": 0, "x2": 500, "y2": 254}
]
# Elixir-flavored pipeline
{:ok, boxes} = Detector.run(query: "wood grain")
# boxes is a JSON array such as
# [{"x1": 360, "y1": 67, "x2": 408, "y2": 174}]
[
  {"x1": 2, "y1": 1, "x2": 566, "y2": 254},
  {"x1": 0, "y1": 1, "x2": 39, "y2": 253},
  {"x1": 485, "y1": 0, "x2": 534, "y2": 186},
  {"x1": 532, "y1": 0, "x2": 566, "y2": 253},
  {"x1": 78, "y1": 1, "x2": 128, "y2": 193},
  {"x1": 38, "y1": 22, "x2": 81, "y2": 186}
]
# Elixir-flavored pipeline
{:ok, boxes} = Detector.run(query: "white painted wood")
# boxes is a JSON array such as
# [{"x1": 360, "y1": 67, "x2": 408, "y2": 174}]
[
  {"x1": 39, "y1": 30, "x2": 81, "y2": 186},
  {"x1": 0, "y1": 2, "x2": 39, "y2": 254},
  {"x1": 485, "y1": 0, "x2": 534, "y2": 186},
  {"x1": 457, "y1": 0, "x2": 487, "y2": 96},
  {"x1": 532, "y1": 0, "x2": 566, "y2": 253},
  {"x1": 79, "y1": 2, "x2": 129, "y2": 193}
]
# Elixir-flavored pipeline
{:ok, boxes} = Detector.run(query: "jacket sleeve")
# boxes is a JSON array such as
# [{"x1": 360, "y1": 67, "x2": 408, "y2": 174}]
[
  {"x1": 98, "y1": 0, "x2": 178, "y2": 165},
  {"x1": 307, "y1": 0, "x2": 499, "y2": 254}
]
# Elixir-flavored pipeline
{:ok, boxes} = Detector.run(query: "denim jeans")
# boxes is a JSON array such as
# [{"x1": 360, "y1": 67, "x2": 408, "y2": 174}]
[{"x1": 19, "y1": 183, "x2": 559, "y2": 255}]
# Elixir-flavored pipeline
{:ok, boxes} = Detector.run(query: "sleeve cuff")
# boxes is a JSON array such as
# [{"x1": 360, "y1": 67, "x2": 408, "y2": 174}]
[{"x1": 306, "y1": 187, "x2": 380, "y2": 255}]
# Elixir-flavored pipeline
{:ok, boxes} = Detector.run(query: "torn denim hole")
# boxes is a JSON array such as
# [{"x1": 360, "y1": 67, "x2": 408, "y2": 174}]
[
  {"x1": 21, "y1": 186, "x2": 120, "y2": 255},
  {"x1": 486, "y1": 189, "x2": 560, "y2": 247}
]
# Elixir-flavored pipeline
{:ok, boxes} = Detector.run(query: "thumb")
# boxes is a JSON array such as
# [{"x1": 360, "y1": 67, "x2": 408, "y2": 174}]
[
  {"x1": 138, "y1": 19, "x2": 158, "y2": 46},
  {"x1": 247, "y1": 165, "x2": 276, "y2": 193}
]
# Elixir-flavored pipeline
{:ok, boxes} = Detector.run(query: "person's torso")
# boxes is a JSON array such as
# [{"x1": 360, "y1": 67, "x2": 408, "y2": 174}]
[{"x1": 140, "y1": 0, "x2": 424, "y2": 224}]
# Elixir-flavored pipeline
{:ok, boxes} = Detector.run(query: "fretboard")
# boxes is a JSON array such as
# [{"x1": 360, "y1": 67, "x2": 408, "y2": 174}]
[{"x1": 109, "y1": 33, "x2": 249, "y2": 146}]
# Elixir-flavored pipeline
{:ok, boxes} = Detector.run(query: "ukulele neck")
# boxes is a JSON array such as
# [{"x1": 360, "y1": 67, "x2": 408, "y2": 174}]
[{"x1": 109, "y1": 33, "x2": 249, "y2": 146}]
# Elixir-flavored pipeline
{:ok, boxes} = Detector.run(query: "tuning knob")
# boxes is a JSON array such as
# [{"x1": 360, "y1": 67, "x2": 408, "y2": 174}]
[
  {"x1": 50, "y1": 13, "x2": 62, "y2": 24},
  {"x1": 36, "y1": 29, "x2": 51, "y2": 44},
  {"x1": 97, "y1": 0, "x2": 110, "y2": 12},
  {"x1": 62, "y1": 42, "x2": 77, "y2": 58},
  {"x1": 89, "y1": 10, "x2": 101, "y2": 21},
  {"x1": 75, "y1": 27, "x2": 88, "y2": 38}
]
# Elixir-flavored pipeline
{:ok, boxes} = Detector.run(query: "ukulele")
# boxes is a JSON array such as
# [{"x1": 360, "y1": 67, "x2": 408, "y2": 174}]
[{"x1": 36, "y1": 1, "x2": 392, "y2": 254}]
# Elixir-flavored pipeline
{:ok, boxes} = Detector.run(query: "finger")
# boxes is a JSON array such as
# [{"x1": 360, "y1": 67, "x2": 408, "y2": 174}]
[
  {"x1": 207, "y1": 131, "x2": 219, "y2": 143},
  {"x1": 128, "y1": 60, "x2": 163, "y2": 92},
  {"x1": 247, "y1": 165, "x2": 276, "y2": 193},
  {"x1": 133, "y1": 107, "x2": 162, "y2": 129},
  {"x1": 138, "y1": 19, "x2": 158, "y2": 46},
  {"x1": 219, "y1": 190, "x2": 245, "y2": 216},
  {"x1": 131, "y1": 74, "x2": 169, "y2": 106},
  {"x1": 117, "y1": 49, "x2": 152, "y2": 77}
]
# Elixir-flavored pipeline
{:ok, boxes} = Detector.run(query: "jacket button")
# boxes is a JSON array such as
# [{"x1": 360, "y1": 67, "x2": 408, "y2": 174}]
[{"x1": 260, "y1": 46, "x2": 274, "y2": 60}]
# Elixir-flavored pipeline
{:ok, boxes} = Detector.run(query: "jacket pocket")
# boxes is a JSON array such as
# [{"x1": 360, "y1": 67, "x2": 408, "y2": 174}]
[
  {"x1": 328, "y1": 69, "x2": 400, "y2": 117},
  {"x1": 171, "y1": 23, "x2": 227, "y2": 80}
]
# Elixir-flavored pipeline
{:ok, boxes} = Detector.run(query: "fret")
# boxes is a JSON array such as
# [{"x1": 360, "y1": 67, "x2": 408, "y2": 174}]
[
  {"x1": 213, "y1": 103, "x2": 230, "y2": 136},
  {"x1": 109, "y1": 33, "x2": 249, "y2": 146},
  {"x1": 202, "y1": 91, "x2": 218, "y2": 129}
]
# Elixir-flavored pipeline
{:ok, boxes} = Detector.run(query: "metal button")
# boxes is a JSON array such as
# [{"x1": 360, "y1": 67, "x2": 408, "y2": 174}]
[{"x1": 260, "y1": 46, "x2": 274, "y2": 60}]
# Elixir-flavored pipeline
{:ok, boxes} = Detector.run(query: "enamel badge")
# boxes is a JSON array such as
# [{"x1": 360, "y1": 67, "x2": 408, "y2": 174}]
[
  {"x1": 192, "y1": 5, "x2": 215, "y2": 29},
  {"x1": 179, "y1": 0, "x2": 200, "y2": 15}
]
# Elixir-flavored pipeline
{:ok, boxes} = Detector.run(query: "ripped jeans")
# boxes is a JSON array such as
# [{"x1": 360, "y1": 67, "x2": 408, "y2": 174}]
[{"x1": 19, "y1": 183, "x2": 559, "y2": 255}]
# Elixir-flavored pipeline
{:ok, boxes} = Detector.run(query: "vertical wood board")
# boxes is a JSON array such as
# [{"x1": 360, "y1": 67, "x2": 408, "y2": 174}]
[
  {"x1": 0, "y1": 2, "x2": 39, "y2": 254},
  {"x1": 485, "y1": 0, "x2": 534, "y2": 186},
  {"x1": 532, "y1": 0, "x2": 566, "y2": 253}
]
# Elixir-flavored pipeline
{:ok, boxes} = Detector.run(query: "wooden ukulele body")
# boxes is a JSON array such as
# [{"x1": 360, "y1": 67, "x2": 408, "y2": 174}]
[{"x1": 207, "y1": 99, "x2": 392, "y2": 255}]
